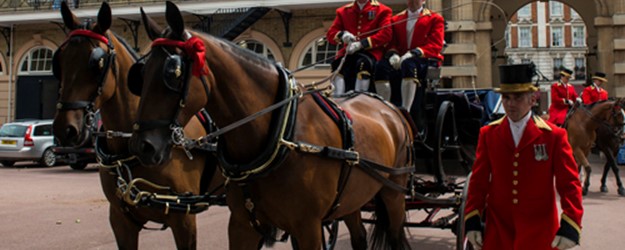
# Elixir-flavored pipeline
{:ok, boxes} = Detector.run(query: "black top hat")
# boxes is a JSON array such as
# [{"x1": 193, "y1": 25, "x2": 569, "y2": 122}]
[
  {"x1": 592, "y1": 72, "x2": 607, "y2": 83},
  {"x1": 560, "y1": 68, "x2": 573, "y2": 78},
  {"x1": 495, "y1": 63, "x2": 538, "y2": 93}
]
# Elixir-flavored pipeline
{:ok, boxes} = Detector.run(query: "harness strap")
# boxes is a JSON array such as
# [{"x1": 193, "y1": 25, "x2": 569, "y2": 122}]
[{"x1": 56, "y1": 101, "x2": 91, "y2": 111}]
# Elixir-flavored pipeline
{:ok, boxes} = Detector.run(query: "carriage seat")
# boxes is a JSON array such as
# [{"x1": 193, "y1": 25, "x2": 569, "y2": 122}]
[{"x1": 428, "y1": 91, "x2": 486, "y2": 121}]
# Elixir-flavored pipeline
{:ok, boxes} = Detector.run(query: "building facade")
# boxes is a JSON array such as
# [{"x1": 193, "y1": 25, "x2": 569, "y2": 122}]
[{"x1": 0, "y1": 0, "x2": 622, "y2": 123}]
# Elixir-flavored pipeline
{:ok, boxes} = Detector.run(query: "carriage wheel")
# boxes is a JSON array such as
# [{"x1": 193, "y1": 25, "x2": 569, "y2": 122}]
[
  {"x1": 432, "y1": 100, "x2": 459, "y2": 184},
  {"x1": 456, "y1": 172, "x2": 474, "y2": 250}
]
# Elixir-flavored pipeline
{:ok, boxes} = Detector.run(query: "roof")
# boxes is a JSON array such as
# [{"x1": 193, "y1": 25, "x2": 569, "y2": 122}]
[{"x1": 0, "y1": 0, "x2": 404, "y2": 25}]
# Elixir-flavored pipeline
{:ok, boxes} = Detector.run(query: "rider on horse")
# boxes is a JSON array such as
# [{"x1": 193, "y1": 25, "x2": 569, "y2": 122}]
[{"x1": 548, "y1": 68, "x2": 577, "y2": 127}]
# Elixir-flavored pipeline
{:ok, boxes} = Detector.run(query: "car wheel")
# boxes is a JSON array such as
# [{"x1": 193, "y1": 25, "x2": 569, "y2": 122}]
[
  {"x1": 1, "y1": 161, "x2": 15, "y2": 167},
  {"x1": 40, "y1": 148, "x2": 56, "y2": 167},
  {"x1": 70, "y1": 162, "x2": 88, "y2": 170}
]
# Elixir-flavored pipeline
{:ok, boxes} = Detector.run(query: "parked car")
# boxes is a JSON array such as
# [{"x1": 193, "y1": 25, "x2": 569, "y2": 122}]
[
  {"x1": 52, "y1": 111, "x2": 100, "y2": 170},
  {"x1": 0, "y1": 119, "x2": 56, "y2": 167}
]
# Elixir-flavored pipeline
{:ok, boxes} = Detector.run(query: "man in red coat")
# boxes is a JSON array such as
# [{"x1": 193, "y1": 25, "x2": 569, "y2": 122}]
[
  {"x1": 374, "y1": 0, "x2": 444, "y2": 135},
  {"x1": 326, "y1": 0, "x2": 392, "y2": 95},
  {"x1": 581, "y1": 72, "x2": 608, "y2": 105},
  {"x1": 548, "y1": 68, "x2": 577, "y2": 126},
  {"x1": 464, "y1": 64, "x2": 583, "y2": 250}
]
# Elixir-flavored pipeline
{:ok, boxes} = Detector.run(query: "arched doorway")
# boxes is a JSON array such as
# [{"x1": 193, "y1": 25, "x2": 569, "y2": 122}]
[{"x1": 15, "y1": 46, "x2": 58, "y2": 120}]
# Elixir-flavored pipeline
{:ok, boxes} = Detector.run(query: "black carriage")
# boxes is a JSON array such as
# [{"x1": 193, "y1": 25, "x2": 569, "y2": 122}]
[{"x1": 355, "y1": 87, "x2": 502, "y2": 250}]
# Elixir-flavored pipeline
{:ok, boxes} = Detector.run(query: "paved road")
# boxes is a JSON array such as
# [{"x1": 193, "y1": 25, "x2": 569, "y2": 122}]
[{"x1": 0, "y1": 154, "x2": 624, "y2": 249}]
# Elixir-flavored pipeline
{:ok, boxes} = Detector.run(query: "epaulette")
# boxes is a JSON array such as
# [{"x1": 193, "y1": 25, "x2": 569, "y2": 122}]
[
  {"x1": 533, "y1": 115, "x2": 552, "y2": 131},
  {"x1": 488, "y1": 116, "x2": 505, "y2": 126},
  {"x1": 422, "y1": 8, "x2": 432, "y2": 16}
]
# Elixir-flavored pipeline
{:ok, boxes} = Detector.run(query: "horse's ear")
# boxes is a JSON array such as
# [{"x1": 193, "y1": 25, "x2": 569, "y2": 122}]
[
  {"x1": 60, "y1": 1, "x2": 80, "y2": 31},
  {"x1": 165, "y1": 1, "x2": 185, "y2": 39},
  {"x1": 140, "y1": 7, "x2": 163, "y2": 41},
  {"x1": 93, "y1": 2, "x2": 112, "y2": 34}
]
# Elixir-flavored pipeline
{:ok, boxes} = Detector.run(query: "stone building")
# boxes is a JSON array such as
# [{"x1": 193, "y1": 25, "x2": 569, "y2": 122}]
[{"x1": 0, "y1": 0, "x2": 621, "y2": 122}]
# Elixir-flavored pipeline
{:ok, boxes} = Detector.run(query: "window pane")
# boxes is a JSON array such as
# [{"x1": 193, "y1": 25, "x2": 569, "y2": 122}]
[
  {"x1": 299, "y1": 37, "x2": 339, "y2": 69},
  {"x1": 236, "y1": 39, "x2": 275, "y2": 60},
  {"x1": 552, "y1": 27, "x2": 563, "y2": 47},
  {"x1": 518, "y1": 5, "x2": 531, "y2": 18},
  {"x1": 519, "y1": 27, "x2": 531, "y2": 47},
  {"x1": 550, "y1": 2, "x2": 563, "y2": 16},
  {"x1": 553, "y1": 58, "x2": 563, "y2": 79},
  {"x1": 574, "y1": 58, "x2": 585, "y2": 80},
  {"x1": 573, "y1": 26, "x2": 585, "y2": 47}
]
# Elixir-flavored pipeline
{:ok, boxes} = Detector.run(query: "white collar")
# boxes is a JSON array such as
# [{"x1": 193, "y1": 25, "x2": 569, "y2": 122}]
[
  {"x1": 357, "y1": 1, "x2": 368, "y2": 10},
  {"x1": 508, "y1": 111, "x2": 532, "y2": 129},
  {"x1": 408, "y1": 7, "x2": 423, "y2": 17}
]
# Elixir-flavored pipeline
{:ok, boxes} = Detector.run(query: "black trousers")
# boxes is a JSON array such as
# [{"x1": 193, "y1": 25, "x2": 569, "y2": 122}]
[{"x1": 331, "y1": 52, "x2": 376, "y2": 92}]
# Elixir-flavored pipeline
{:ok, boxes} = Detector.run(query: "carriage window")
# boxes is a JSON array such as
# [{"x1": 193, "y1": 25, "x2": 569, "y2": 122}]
[
  {"x1": 299, "y1": 37, "x2": 340, "y2": 70},
  {"x1": 237, "y1": 40, "x2": 275, "y2": 61},
  {"x1": 19, "y1": 47, "x2": 54, "y2": 73}
]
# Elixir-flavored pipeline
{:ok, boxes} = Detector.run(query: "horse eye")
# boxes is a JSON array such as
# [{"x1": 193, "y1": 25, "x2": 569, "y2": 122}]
[{"x1": 163, "y1": 55, "x2": 185, "y2": 91}]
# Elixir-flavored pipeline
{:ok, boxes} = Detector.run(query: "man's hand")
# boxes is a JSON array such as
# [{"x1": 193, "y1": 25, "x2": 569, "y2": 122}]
[
  {"x1": 341, "y1": 31, "x2": 357, "y2": 44},
  {"x1": 399, "y1": 51, "x2": 413, "y2": 64},
  {"x1": 466, "y1": 231, "x2": 483, "y2": 250},
  {"x1": 389, "y1": 54, "x2": 401, "y2": 70},
  {"x1": 551, "y1": 235, "x2": 576, "y2": 250},
  {"x1": 347, "y1": 41, "x2": 363, "y2": 55}
]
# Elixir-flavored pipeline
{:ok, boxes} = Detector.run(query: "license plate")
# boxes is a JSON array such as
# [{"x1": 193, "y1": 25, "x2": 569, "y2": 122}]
[{"x1": 1, "y1": 140, "x2": 16, "y2": 145}]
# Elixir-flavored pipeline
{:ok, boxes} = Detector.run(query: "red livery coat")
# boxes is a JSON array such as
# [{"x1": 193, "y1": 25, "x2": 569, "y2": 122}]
[
  {"x1": 464, "y1": 116, "x2": 583, "y2": 250},
  {"x1": 326, "y1": 0, "x2": 392, "y2": 61},
  {"x1": 548, "y1": 82, "x2": 578, "y2": 125},
  {"x1": 388, "y1": 8, "x2": 444, "y2": 62},
  {"x1": 581, "y1": 85, "x2": 608, "y2": 105}
]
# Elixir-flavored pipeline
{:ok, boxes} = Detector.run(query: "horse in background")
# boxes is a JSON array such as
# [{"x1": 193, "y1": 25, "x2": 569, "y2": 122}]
[
  {"x1": 51, "y1": 2, "x2": 222, "y2": 249},
  {"x1": 127, "y1": 2, "x2": 415, "y2": 249},
  {"x1": 565, "y1": 99, "x2": 625, "y2": 196}
]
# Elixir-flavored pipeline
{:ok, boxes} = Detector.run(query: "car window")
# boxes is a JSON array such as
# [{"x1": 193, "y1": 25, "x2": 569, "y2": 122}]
[
  {"x1": 0, "y1": 124, "x2": 27, "y2": 137},
  {"x1": 33, "y1": 124, "x2": 53, "y2": 136}
]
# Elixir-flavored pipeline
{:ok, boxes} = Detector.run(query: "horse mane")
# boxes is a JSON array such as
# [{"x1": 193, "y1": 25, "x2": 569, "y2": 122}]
[
  {"x1": 110, "y1": 32, "x2": 139, "y2": 61},
  {"x1": 192, "y1": 30, "x2": 275, "y2": 71}
]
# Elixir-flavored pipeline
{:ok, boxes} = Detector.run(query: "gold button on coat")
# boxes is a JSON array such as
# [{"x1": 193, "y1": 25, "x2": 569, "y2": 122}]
[
  {"x1": 513, "y1": 162, "x2": 518, "y2": 167},
  {"x1": 512, "y1": 189, "x2": 518, "y2": 195},
  {"x1": 513, "y1": 198, "x2": 518, "y2": 204},
  {"x1": 513, "y1": 180, "x2": 518, "y2": 185}
]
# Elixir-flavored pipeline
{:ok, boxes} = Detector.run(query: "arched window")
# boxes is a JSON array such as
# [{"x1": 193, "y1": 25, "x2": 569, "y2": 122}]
[
  {"x1": 19, "y1": 47, "x2": 54, "y2": 74},
  {"x1": 236, "y1": 40, "x2": 275, "y2": 61},
  {"x1": 298, "y1": 37, "x2": 339, "y2": 70}
]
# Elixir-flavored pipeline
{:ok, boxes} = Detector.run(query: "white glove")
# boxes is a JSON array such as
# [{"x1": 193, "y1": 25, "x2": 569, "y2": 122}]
[
  {"x1": 551, "y1": 235, "x2": 576, "y2": 250},
  {"x1": 341, "y1": 31, "x2": 357, "y2": 44},
  {"x1": 466, "y1": 231, "x2": 483, "y2": 250},
  {"x1": 565, "y1": 99, "x2": 574, "y2": 106},
  {"x1": 576, "y1": 97, "x2": 582, "y2": 104},
  {"x1": 389, "y1": 54, "x2": 401, "y2": 70},
  {"x1": 399, "y1": 51, "x2": 414, "y2": 64},
  {"x1": 347, "y1": 41, "x2": 363, "y2": 55}
]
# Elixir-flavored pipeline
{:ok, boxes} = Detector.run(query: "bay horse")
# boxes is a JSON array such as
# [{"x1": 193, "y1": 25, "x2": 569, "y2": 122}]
[
  {"x1": 127, "y1": 2, "x2": 414, "y2": 249},
  {"x1": 51, "y1": 2, "x2": 222, "y2": 249},
  {"x1": 565, "y1": 99, "x2": 625, "y2": 196}
]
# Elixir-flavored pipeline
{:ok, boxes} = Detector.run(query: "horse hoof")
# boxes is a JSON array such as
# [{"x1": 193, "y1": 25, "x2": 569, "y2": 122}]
[
  {"x1": 601, "y1": 186, "x2": 608, "y2": 193},
  {"x1": 618, "y1": 188, "x2": 625, "y2": 196},
  {"x1": 582, "y1": 188, "x2": 588, "y2": 196}
]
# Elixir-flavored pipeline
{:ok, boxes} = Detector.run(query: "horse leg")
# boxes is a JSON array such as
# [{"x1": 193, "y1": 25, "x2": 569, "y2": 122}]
[
  {"x1": 606, "y1": 153, "x2": 625, "y2": 196},
  {"x1": 342, "y1": 211, "x2": 368, "y2": 250},
  {"x1": 228, "y1": 213, "x2": 264, "y2": 250},
  {"x1": 601, "y1": 162, "x2": 610, "y2": 193},
  {"x1": 583, "y1": 165, "x2": 592, "y2": 196},
  {"x1": 109, "y1": 205, "x2": 142, "y2": 250},
  {"x1": 169, "y1": 214, "x2": 197, "y2": 250},
  {"x1": 370, "y1": 187, "x2": 409, "y2": 250}
]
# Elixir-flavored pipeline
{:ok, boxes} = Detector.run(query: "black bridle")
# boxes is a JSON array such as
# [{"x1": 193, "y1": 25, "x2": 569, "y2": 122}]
[
  {"x1": 131, "y1": 32, "x2": 211, "y2": 155},
  {"x1": 54, "y1": 29, "x2": 116, "y2": 136}
]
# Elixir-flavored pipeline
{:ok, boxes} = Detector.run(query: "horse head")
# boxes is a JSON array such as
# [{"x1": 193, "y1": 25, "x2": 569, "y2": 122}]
[
  {"x1": 52, "y1": 1, "x2": 117, "y2": 147},
  {"x1": 128, "y1": 2, "x2": 211, "y2": 165}
]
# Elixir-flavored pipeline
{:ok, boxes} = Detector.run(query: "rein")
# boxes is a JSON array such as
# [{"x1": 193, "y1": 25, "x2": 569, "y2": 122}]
[{"x1": 572, "y1": 102, "x2": 625, "y2": 136}]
